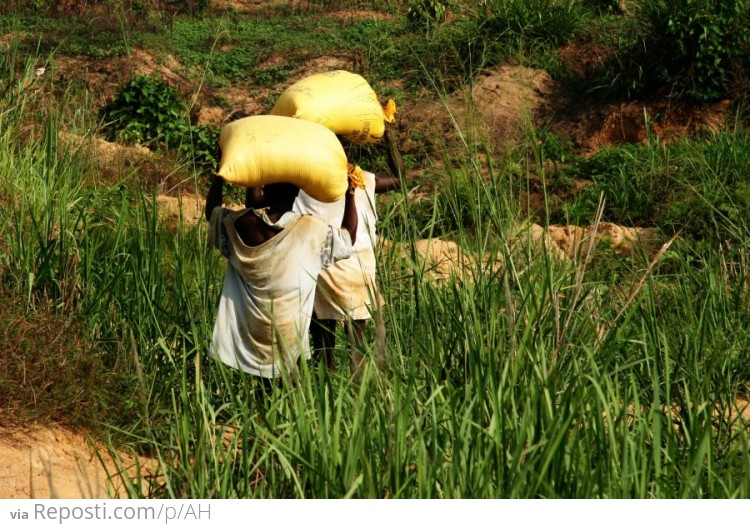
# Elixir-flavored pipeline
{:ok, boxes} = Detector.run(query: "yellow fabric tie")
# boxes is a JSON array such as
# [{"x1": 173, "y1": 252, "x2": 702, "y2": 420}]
[
  {"x1": 383, "y1": 99, "x2": 397, "y2": 124},
  {"x1": 348, "y1": 165, "x2": 366, "y2": 190}
]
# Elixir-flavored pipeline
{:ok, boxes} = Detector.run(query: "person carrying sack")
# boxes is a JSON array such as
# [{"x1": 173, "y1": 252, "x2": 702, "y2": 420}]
[
  {"x1": 292, "y1": 126, "x2": 405, "y2": 372},
  {"x1": 205, "y1": 174, "x2": 358, "y2": 389}
]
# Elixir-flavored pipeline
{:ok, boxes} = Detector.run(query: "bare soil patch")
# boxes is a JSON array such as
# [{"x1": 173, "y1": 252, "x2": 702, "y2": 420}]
[
  {"x1": 51, "y1": 50, "x2": 194, "y2": 110},
  {"x1": 0, "y1": 425, "x2": 150, "y2": 498},
  {"x1": 156, "y1": 194, "x2": 206, "y2": 228},
  {"x1": 545, "y1": 96, "x2": 734, "y2": 156},
  {"x1": 156, "y1": 194, "x2": 246, "y2": 230},
  {"x1": 381, "y1": 222, "x2": 658, "y2": 282},
  {"x1": 558, "y1": 42, "x2": 616, "y2": 81},
  {"x1": 400, "y1": 66, "x2": 556, "y2": 157},
  {"x1": 324, "y1": 10, "x2": 396, "y2": 23},
  {"x1": 530, "y1": 222, "x2": 661, "y2": 260},
  {"x1": 211, "y1": 0, "x2": 286, "y2": 13},
  {"x1": 59, "y1": 132, "x2": 190, "y2": 191},
  {"x1": 60, "y1": 132, "x2": 152, "y2": 165}
]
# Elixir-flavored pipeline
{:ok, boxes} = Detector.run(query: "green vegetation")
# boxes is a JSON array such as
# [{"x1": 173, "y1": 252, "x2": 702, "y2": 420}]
[
  {"x1": 100, "y1": 75, "x2": 218, "y2": 172},
  {"x1": 636, "y1": 0, "x2": 750, "y2": 100},
  {"x1": 550, "y1": 130, "x2": 750, "y2": 243},
  {"x1": 587, "y1": 0, "x2": 750, "y2": 100},
  {"x1": 1, "y1": 0, "x2": 750, "y2": 499}
]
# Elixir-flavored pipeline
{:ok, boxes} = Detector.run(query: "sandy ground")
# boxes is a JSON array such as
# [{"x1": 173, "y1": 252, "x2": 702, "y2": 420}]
[{"x1": 0, "y1": 425, "x2": 148, "y2": 499}]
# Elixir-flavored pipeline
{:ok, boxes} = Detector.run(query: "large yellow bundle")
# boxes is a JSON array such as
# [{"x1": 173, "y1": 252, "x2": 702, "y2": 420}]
[
  {"x1": 270, "y1": 70, "x2": 396, "y2": 145},
  {"x1": 217, "y1": 115, "x2": 349, "y2": 203}
]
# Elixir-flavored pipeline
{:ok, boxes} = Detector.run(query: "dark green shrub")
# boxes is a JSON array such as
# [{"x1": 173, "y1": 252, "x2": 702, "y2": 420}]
[
  {"x1": 538, "y1": 129, "x2": 575, "y2": 163},
  {"x1": 100, "y1": 75, "x2": 187, "y2": 147},
  {"x1": 612, "y1": 0, "x2": 750, "y2": 100},
  {"x1": 643, "y1": 0, "x2": 749, "y2": 100},
  {"x1": 183, "y1": 122, "x2": 220, "y2": 174},
  {"x1": 99, "y1": 75, "x2": 218, "y2": 173}
]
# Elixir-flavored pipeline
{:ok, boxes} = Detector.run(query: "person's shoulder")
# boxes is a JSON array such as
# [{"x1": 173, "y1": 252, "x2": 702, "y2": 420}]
[
  {"x1": 297, "y1": 214, "x2": 342, "y2": 242},
  {"x1": 213, "y1": 205, "x2": 249, "y2": 221},
  {"x1": 297, "y1": 213, "x2": 326, "y2": 229},
  {"x1": 226, "y1": 205, "x2": 250, "y2": 217}
]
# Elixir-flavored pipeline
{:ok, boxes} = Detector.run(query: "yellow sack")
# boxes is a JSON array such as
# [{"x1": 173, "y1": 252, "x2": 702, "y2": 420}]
[
  {"x1": 270, "y1": 70, "x2": 396, "y2": 145},
  {"x1": 217, "y1": 115, "x2": 348, "y2": 203}
]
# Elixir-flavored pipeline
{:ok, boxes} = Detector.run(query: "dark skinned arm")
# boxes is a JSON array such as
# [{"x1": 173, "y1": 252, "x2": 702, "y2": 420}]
[
  {"x1": 341, "y1": 179, "x2": 358, "y2": 245},
  {"x1": 374, "y1": 173, "x2": 400, "y2": 194},
  {"x1": 205, "y1": 175, "x2": 224, "y2": 222}
]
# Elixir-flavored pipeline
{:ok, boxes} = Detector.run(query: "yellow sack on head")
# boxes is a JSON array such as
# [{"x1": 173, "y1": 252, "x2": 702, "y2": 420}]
[
  {"x1": 270, "y1": 70, "x2": 396, "y2": 145},
  {"x1": 217, "y1": 115, "x2": 348, "y2": 203}
]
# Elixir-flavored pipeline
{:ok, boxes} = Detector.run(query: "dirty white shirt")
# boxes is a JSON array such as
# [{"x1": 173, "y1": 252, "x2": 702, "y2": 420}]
[
  {"x1": 293, "y1": 171, "x2": 379, "y2": 319},
  {"x1": 208, "y1": 206, "x2": 352, "y2": 378}
]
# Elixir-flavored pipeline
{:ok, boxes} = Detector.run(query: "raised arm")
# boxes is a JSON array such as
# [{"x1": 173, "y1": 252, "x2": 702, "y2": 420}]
[
  {"x1": 205, "y1": 175, "x2": 224, "y2": 222},
  {"x1": 342, "y1": 178, "x2": 358, "y2": 245}
]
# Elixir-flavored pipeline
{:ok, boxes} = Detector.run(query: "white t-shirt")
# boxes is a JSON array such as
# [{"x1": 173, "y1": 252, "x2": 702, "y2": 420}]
[
  {"x1": 208, "y1": 206, "x2": 352, "y2": 378},
  {"x1": 293, "y1": 171, "x2": 379, "y2": 320},
  {"x1": 293, "y1": 171, "x2": 377, "y2": 253}
]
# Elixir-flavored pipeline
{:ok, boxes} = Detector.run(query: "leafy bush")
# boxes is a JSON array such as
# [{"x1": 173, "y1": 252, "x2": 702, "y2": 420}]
[
  {"x1": 612, "y1": 0, "x2": 750, "y2": 100},
  {"x1": 100, "y1": 75, "x2": 218, "y2": 172},
  {"x1": 538, "y1": 129, "x2": 575, "y2": 163},
  {"x1": 643, "y1": 0, "x2": 749, "y2": 100},
  {"x1": 100, "y1": 75, "x2": 186, "y2": 147}
]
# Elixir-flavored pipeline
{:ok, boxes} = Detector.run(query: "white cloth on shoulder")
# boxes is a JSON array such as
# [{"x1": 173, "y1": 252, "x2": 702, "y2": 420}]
[{"x1": 208, "y1": 206, "x2": 352, "y2": 378}]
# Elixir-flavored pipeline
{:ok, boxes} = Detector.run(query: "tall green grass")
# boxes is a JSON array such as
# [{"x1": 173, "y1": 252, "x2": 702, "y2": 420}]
[
  {"x1": 0, "y1": 43, "x2": 222, "y2": 429},
  {"x1": 1, "y1": 41, "x2": 750, "y2": 498}
]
